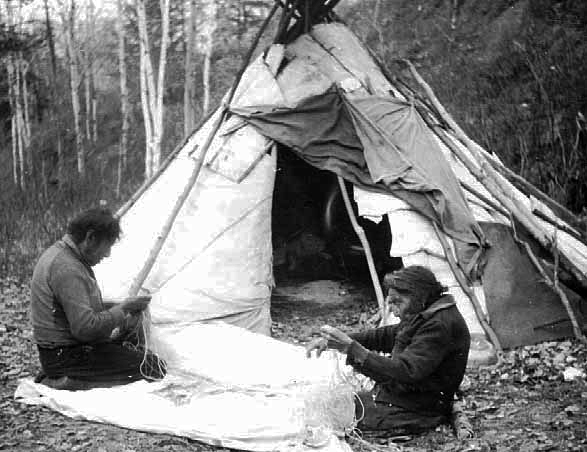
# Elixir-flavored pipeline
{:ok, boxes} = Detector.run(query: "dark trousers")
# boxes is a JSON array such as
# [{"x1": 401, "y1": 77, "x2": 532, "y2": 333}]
[
  {"x1": 355, "y1": 391, "x2": 447, "y2": 434},
  {"x1": 37, "y1": 339, "x2": 166, "y2": 389}
]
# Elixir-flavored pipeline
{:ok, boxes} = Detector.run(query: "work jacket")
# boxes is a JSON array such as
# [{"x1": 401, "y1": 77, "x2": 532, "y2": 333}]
[{"x1": 346, "y1": 295, "x2": 470, "y2": 416}]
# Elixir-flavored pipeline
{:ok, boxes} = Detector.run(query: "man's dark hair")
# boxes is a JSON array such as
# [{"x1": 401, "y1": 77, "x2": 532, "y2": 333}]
[
  {"x1": 383, "y1": 265, "x2": 447, "y2": 312},
  {"x1": 67, "y1": 208, "x2": 121, "y2": 244}
]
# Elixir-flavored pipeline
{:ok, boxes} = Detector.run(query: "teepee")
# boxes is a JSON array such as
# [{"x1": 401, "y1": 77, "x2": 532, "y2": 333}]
[{"x1": 94, "y1": 0, "x2": 587, "y2": 362}]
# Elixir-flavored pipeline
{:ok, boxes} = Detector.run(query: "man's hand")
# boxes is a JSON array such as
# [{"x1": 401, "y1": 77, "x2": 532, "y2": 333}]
[
  {"x1": 319, "y1": 325, "x2": 352, "y2": 354},
  {"x1": 120, "y1": 295, "x2": 151, "y2": 314},
  {"x1": 305, "y1": 325, "x2": 354, "y2": 358},
  {"x1": 305, "y1": 337, "x2": 328, "y2": 358}
]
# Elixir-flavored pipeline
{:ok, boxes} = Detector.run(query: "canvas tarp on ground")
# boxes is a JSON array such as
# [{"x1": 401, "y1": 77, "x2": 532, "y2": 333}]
[{"x1": 16, "y1": 322, "x2": 356, "y2": 452}]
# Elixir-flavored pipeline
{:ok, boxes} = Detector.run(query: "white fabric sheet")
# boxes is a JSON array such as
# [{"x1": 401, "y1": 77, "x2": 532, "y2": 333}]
[{"x1": 16, "y1": 322, "x2": 356, "y2": 452}]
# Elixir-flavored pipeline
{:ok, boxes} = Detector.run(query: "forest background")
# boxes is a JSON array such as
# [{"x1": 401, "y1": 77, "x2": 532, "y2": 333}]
[{"x1": 1, "y1": 0, "x2": 586, "y2": 278}]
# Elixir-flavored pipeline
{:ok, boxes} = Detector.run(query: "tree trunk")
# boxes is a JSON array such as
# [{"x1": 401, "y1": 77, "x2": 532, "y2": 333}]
[
  {"x1": 137, "y1": 0, "x2": 154, "y2": 178},
  {"x1": 91, "y1": 73, "x2": 97, "y2": 142},
  {"x1": 84, "y1": 65, "x2": 91, "y2": 140},
  {"x1": 136, "y1": 0, "x2": 169, "y2": 179},
  {"x1": 153, "y1": 0, "x2": 170, "y2": 172},
  {"x1": 44, "y1": 0, "x2": 64, "y2": 185},
  {"x1": 7, "y1": 57, "x2": 18, "y2": 186},
  {"x1": 10, "y1": 55, "x2": 27, "y2": 189},
  {"x1": 183, "y1": 0, "x2": 197, "y2": 136},
  {"x1": 116, "y1": 0, "x2": 130, "y2": 197},
  {"x1": 19, "y1": 57, "x2": 32, "y2": 183},
  {"x1": 202, "y1": 0, "x2": 217, "y2": 115},
  {"x1": 64, "y1": 0, "x2": 85, "y2": 176},
  {"x1": 11, "y1": 117, "x2": 18, "y2": 186},
  {"x1": 89, "y1": 0, "x2": 97, "y2": 142}
]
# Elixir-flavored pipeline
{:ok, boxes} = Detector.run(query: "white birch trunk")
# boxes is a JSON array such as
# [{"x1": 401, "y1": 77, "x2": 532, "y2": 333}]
[
  {"x1": 91, "y1": 75, "x2": 97, "y2": 141},
  {"x1": 116, "y1": 0, "x2": 129, "y2": 196},
  {"x1": 16, "y1": 98, "x2": 25, "y2": 190},
  {"x1": 7, "y1": 58, "x2": 18, "y2": 186},
  {"x1": 13, "y1": 56, "x2": 26, "y2": 189},
  {"x1": 202, "y1": 42, "x2": 212, "y2": 115},
  {"x1": 183, "y1": 0, "x2": 197, "y2": 136},
  {"x1": 153, "y1": 0, "x2": 170, "y2": 172},
  {"x1": 202, "y1": 0, "x2": 217, "y2": 115},
  {"x1": 136, "y1": 0, "x2": 169, "y2": 178},
  {"x1": 84, "y1": 66, "x2": 91, "y2": 140},
  {"x1": 20, "y1": 58, "x2": 31, "y2": 148},
  {"x1": 64, "y1": 0, "x2": 85, "y2": 176},
  {"x1": 11, "y1": 117, "x2": 18, "y2": 186},
  {"x1": 19, "y1": 57, "x2": 32, "y2": 183},
  {"x1": 137, "y1": 0, "x2": 154, "y2": 178}
]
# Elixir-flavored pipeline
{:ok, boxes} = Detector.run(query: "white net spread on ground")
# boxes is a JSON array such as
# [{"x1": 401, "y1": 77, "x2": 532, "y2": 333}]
[{"x1": 16, "y1": 322, "x2": 363, "y2": 452}]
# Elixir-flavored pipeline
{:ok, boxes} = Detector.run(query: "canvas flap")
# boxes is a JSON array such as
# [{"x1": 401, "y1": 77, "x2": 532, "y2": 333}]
[{"x1": 232, "y1": 89, "x2": 484, "y2": 274}]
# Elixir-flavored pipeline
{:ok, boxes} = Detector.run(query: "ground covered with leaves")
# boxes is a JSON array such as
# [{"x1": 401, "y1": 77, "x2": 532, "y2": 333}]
[{"x1": 1, "y1": 277, "x2": 586, "y2": 452}]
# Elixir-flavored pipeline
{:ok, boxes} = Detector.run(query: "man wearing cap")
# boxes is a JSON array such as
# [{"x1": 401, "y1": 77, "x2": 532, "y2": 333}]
[{"x1": 306, "y1": 265, "x2": 471, "y2": 434}]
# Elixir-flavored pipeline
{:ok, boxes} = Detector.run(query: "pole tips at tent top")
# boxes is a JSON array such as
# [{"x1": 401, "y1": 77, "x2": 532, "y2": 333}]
[{"x1": 274, "y1": 0, "x2": 342, "y2": 44}]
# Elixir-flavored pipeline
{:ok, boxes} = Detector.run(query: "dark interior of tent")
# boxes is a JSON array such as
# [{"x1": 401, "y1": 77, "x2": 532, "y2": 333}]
[{"x1": 271, "y1": 143, "x2": 402, "y2": 286}]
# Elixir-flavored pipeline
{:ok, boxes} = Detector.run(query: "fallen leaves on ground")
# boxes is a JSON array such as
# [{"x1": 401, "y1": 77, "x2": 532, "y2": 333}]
[{"x1": 1, "y1": 277, "x2": 586, "y2": 452}]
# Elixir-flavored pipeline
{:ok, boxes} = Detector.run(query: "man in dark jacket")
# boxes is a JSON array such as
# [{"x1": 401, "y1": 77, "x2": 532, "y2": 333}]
[
  {"x1": 306, "y1": 265, "x2": 471, "y2": 433},
  {"x1": 31, "y1": 207, "x2": 166, "y2": 390}
]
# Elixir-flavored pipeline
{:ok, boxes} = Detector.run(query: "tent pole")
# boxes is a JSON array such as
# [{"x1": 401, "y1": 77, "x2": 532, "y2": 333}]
[
  {"x1": 432, "y1": 223, "x2": 503, "y2": 355},
  {"x1": 336, "y1": 176, "x2": 387, "y2": 324},
  {"x1": 127, "y1": 2, "x2": 280, "y2": 297},
  {"x1": 460, "y1": 179, "x2": 587, "y2": 245}
]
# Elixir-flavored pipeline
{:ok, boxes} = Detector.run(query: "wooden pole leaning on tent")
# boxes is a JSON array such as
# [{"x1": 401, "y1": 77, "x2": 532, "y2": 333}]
[
  {"x1": 432, "y1": 223, "x2": 503, "y2": 355},
  {"x1": 336, "y1": 176, "x2": 388, "y2": 324},
  {"x1": 460, "y1": 179, "x2": 587, "y2": 245},
  {"x1": 126, "y1": 2, "x2": 280, "y2": 297},
  {"x1": 403, "y1": 60, "x2": 587, "y2": 296}
]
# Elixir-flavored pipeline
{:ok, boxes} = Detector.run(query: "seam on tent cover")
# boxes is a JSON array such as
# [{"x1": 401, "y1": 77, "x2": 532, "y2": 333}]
[{"x1": 153, "y1": 195, "x2": 273, "y2": 291}]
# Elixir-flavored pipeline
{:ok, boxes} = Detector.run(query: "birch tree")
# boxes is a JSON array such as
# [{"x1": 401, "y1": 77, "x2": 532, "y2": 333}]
[
  {"x1": 6, "y1": 56, "x2": 22, "y2": 188},
  {"x1": 183, "y1": 0, "x2": 197, "y2": 136},
  {"x1": 82, "y1": 0, "x2": 97, "y2": 143},
  {"x1": 3, "y1": 1, "x2": 31, "y2": 190},
  {"x1": 60, "y1": 0, "x2": 85, "y2": 176},
  {"x1": 7, "y1": 56, "x2": 31, "y2": 190},
  {"x1": 201, "y1": 0, "x2": 216, "y2": 116},
  {"x1": 116, "y1": 0, "x2": 130, "y2": 196},
  {"x1": 137, "y1": 0, "x2": 170, "y2": 179}
]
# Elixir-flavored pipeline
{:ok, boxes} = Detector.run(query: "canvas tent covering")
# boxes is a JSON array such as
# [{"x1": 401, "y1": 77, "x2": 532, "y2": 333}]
[{"x1": 16, "y1": 5, "x2": 587, "y2": 451}]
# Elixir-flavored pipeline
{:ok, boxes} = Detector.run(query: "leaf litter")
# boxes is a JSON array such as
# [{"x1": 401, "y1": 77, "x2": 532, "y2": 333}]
[{"x1": 1, "y1": 278, "x2": 586, "y2": 451}]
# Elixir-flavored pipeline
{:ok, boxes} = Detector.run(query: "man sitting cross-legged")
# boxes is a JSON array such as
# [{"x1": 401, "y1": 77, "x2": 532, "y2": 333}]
[
  {"x1": 306, "y1": 265, "x2": 471, "y2": 435},
  {"x1": 30, "y1": 207, "x2": 166, "y2": 390}
]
